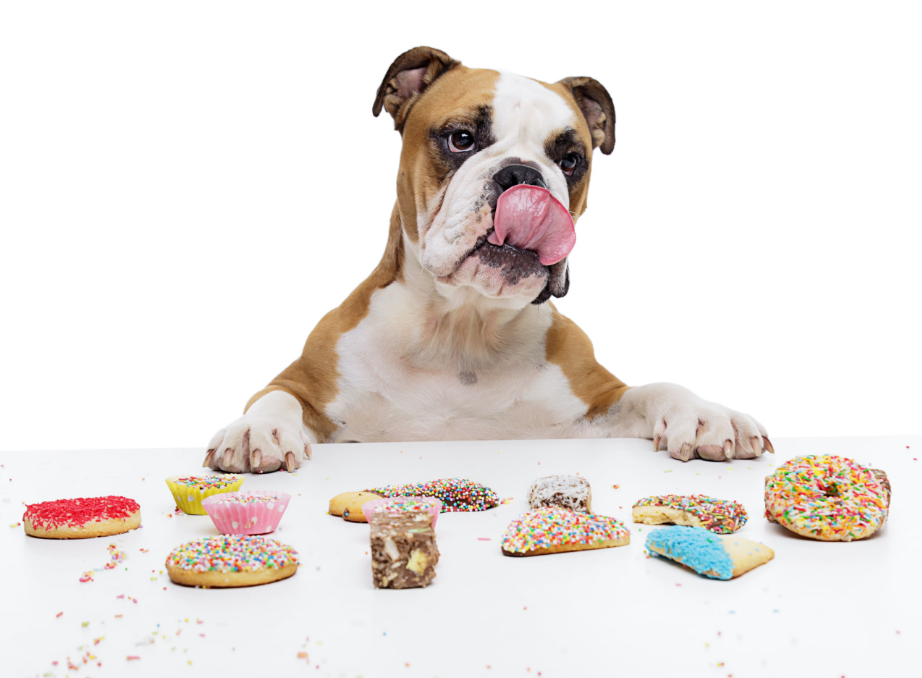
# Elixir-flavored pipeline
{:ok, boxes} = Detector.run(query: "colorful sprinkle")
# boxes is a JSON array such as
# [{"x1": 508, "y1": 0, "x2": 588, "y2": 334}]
[
  {"x1": 632, "y1": 495, "x2": 748, "y2": 534},
  {"x1": 166, "y1": 535, "x2": 299, "y2": 573},
  {"x1": 366, "y1": 478, "x2": 499, "y2": 513},
  {"x1": 501, "y1": 507, "x2": 629, "y2": 554},
  {"x1": 167, "y1": 475, "x2": 242, "y2": 490},
  {"x1": 369, "y1": 498, "x2": 436, "y2": 515}
]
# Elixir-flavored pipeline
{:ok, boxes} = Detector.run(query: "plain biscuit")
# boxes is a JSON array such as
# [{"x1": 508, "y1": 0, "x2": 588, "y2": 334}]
[{"x1": 329, "y1": 491, "x2": 382, "y2": 522}]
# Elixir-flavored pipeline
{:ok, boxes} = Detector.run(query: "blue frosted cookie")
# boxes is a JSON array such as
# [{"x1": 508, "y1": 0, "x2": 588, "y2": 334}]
[{"x1": 645, "y1": 526, "x2": 774, "y2": 580}]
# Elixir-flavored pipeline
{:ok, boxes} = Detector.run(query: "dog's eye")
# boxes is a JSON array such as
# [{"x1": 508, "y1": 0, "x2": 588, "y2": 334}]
[
  {"x1": 559, "y1": 153, "x2": 580, "y2": 176},
  {"x1": 448, "y1": 130, "x2": 475, "y2": 153}
]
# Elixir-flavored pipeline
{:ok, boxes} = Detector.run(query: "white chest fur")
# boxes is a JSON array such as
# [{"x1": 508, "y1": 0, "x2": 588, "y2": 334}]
[{"x1": 323, "y1": 283, "x2": 594, "y2": 443}]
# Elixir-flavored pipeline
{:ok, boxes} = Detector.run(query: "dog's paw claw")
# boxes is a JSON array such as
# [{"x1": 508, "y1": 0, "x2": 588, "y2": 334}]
[{"x1": 206, "y1": 414, "x2": 307, "y2": 474}]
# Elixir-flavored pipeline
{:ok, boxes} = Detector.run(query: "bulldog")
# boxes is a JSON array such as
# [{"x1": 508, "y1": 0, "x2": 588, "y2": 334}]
[{"x1": 203, "y1": 46, "x2": 772, "y2": 474}]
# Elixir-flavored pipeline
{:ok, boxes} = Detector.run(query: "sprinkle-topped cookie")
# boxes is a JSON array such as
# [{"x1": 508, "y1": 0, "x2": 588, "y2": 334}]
[
  {"x1": 632, "y1": 495, "x2": 748, "y2": 534},
  {"x1": 501, "y1": 507, "x2": 630, "y2": 556},
  {"x1": 366, "y1": 478, "x2": 499, "y2": 513},
  {"x1": 764, "y1": 455, "x2": 889, "y2": 541},
  {"x1": 24, "y1": 496, "x2": 140, "y2": 530},
  {"x1": 166, "y1": 535, "x2": 299, "y2": 573}
]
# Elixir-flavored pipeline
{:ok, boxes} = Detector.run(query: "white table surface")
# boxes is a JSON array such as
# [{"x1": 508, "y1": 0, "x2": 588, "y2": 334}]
[{"x1": 2, "y1": 436, "x2": 919, "y2": 678}]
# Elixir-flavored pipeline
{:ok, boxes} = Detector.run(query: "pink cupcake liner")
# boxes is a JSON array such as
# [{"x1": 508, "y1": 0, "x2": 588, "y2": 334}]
[
  {"x1": 201, "y1": 490, "x2": 291, "y2": 535},
  {"x1": 361, "y1": 496, "x2": 442, "y2": 528}
]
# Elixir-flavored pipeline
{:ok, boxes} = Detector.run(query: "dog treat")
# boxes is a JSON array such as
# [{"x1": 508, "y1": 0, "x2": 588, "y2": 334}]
[
  {"x1": 369, "y1": 512, "x2": 439, "y2": 589},
  {"x1": 632, "y1": 495, "x2": 748, "y2": 534},
  {"x1": 501, "y1": 507, "x2": 630, "y2": 557},
  {"x1": 23, "y1": 496, "x2": 141, "y2": 539},
  {"x1": 366, "y1": 478, "x2": 499, "y2": 512},
  {"x1": 166, "y1": 475, "x2": 244, "y2": 515},
  {"x1": 528, "y1": 475, "x2": 591, "y2": 512},
  {"x1": 329, "y1": 491, "x2": 384, "y2": 522},
  {"x1": 645, "y1": 526, "x2": 774, "y2": 579},
  {"x1": 764, "y1": 455, "x2": 890, "y2": 541},
  {"x1": 166, "y1": 535, "x2": 299, "y2": 588},
  {"x1": 202, "y1": 491, "x2": 290, "y2": 535}
]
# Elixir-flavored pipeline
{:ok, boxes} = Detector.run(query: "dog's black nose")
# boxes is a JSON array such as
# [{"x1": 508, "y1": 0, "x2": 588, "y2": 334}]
[{"x1": 493, "y1": 164, "x2": 547, "y2": 192}]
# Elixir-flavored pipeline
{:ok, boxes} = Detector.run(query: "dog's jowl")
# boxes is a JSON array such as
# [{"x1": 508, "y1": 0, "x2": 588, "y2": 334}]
[{"x1": 203, "y1": 47, "x2": 772, "y2": 474}]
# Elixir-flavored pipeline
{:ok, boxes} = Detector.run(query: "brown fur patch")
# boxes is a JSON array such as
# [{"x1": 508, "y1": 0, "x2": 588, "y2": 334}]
[
  {"x1": 244, "y1": 204, "x2": 405, "y2": 442},
  {"x1": 540, "y1": 81, "x2": 599, "y2": 218},
  {"x1": 396, "y1": 67, "x2": 501, "y2": 243},
  {"x1": 544, "y1": 305, "x2": 630, "y2": 419}
]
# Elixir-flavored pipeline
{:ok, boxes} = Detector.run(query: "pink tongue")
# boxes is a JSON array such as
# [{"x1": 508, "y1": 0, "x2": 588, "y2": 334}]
[{"x1": 487, "y1": 185, "x2": 575, "y2": 265}]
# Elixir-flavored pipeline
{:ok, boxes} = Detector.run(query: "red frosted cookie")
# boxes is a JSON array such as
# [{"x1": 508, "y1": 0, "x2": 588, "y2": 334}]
[{"x1": 23, "y1": 496, "x2": 141, "y2": 539}]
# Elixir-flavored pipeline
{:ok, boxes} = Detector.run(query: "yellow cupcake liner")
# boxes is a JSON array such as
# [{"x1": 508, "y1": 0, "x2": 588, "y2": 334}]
[{"x1": 166, "y1": 475, "x2": 245, "y2": 515}]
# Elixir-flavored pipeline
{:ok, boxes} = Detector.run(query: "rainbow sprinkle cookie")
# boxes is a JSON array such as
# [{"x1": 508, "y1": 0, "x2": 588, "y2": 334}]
[
  {"x1": 501, "y1": 507, "x2": 630, "y2": 557},
  {"x1": 632, "y1": 495, "x2": 748, "y2": 534},
  {"x1": 645, "y1": 526, "x2": 774, "y2": 580},
  {"x1": 165, "y1": 535, "x2": 299, "y2": 588},
  {"x1": 366, "y1": 478, "x2": 499, "y2": 513},
  {"x1": 764, "y1": 455, "x2": 890, "y2": 541}
]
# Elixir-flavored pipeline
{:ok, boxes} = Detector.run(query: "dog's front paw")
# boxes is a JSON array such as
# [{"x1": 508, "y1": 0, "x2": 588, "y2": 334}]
[
  {"x1": 624, "y1": 383, "x2": 773, "y2": 462},
  {"x1": 203, "y1": 415, "x2": 312, "y2": 474}
]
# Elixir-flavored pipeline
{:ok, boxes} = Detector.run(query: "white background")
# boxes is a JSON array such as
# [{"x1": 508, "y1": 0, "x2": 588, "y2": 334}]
[{"x1": 1, "y1": 1, "x2": 920, "y2": 452}]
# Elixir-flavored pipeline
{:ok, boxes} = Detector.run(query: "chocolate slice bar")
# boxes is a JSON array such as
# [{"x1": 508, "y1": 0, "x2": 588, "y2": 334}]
[{"x1": 369, "y1": 512, "x2": 439, "y2": 589}]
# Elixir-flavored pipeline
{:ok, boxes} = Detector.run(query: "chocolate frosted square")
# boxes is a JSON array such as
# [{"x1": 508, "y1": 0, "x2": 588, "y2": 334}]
[{"x1": 369, "y1": 512, "x2": 439, "y2": 589}]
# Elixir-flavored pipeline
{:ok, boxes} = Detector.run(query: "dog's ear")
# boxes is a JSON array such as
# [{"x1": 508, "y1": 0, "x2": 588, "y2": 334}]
[
  {"x1": 373, "y1": 46, "x2": 459, "y2": 129},
  {"x1": 558, "y1": 77, "x2": 616, "y2": 155}
]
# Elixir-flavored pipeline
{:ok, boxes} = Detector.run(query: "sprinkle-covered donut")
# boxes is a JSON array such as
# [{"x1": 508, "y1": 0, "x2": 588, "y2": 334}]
[
  {"x1": 23, "y1": 496, "x2": 141, "y2": 539},
  {"x1": 632, "y1": 495, "x2": 748, "y2": 534},
  {"x1": 764, "y1": 455, "x2": 890, "y2": 541},
  {"x1": 501, "y1": 507, "x2": 630, "y2": 556},
  {"x1": 166, "y1": 535, "x2": 299, "y2": 587},
  {"x1": 365, "y1": 478, "x2": 499, "y2": 513}
]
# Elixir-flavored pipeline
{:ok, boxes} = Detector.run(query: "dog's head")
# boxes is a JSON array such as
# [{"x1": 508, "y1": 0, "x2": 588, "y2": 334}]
[{"x1": 374, "y1": 47, "x2": 615, "y2": 308}]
